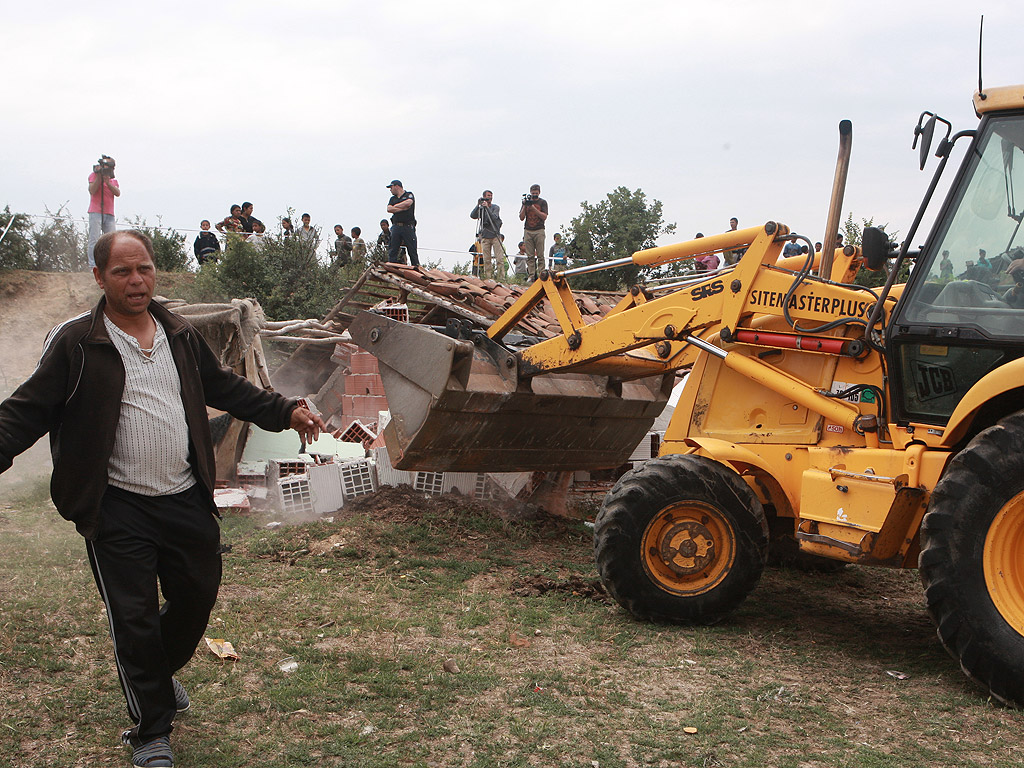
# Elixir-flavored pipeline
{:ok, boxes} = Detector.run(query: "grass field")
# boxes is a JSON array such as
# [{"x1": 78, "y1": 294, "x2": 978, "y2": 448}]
[{"x1": 1, "y1": 482, "x2": 1022, "y2": 768}]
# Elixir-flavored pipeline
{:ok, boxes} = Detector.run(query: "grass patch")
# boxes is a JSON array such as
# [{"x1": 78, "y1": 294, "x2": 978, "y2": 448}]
[{"x1": 1, "y1": 483, "x2": 1022, "y2": 767}]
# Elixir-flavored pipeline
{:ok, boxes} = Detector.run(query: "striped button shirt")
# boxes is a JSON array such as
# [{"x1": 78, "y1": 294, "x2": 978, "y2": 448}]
[{"x1": 103, "y1": 313, "x2": 195, "y2": 496}]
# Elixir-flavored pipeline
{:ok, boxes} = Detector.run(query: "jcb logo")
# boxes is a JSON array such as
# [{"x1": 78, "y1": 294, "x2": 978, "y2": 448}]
[{"x1": 691, "y1": 280, "x2": 724, "y2": 301}]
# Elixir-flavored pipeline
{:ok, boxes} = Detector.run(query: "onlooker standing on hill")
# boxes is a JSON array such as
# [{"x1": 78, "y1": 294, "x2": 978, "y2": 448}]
[
  {"x1": 237, "y1": 202, "x2": 255, "y2": 233},
  {"x1": 513, "y1": 240, "x2": 529, "y2": 278},
  {"x1": 469, "y1": 239, "x2": 483, "y2": 277},
  {"x1": 87, "y1": 155, "x2": 120, "y2": 268},
  {"x1": 722, "y1": 216, "x2": 746, "y2": 265},
  {"x1": 386, "y1": 180, "x2": 419, "y2": 267},
  {"x1": 519, "y1": 184, "x2": 548, "y2": 281},
  {"x1": 471, "y1": 190, "x2": 504, "y2": 279},
  {"x1": 193, "y1": 220, "x2": 220, "y2": 265},
  {"x1": 247, "y1": 220, "x2": 268, "y2": 248},
  {"x1": 296, "y1": 213, "x2": 318, "y2": 244},
  {"x1": 215, "y1": 205, "x2": 243, "y2": 234},
  {"x1": 333, "y1": 225, "x2": 353, "y2": 266},
  {"x1": 548, "y1": 232, "x2": 566, "y2": 270},
  {"x1": 369, "y1": 220, "x2": 391, "y2": 264},
  {"x1": 296, "y1": 213, "x2": 319, "y2": 257},
  {"x1": 351, "y1": 227, "x2": 367, "y2": 263}
]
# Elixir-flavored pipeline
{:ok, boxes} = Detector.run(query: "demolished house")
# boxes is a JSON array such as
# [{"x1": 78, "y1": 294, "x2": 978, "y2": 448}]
[{"x1": 260, "y1": 263, "x2": 672, "y2": 516}]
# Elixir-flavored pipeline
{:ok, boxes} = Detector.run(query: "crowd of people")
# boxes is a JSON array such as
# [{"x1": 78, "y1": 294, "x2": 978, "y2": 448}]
[
  {"x1": 188, "y1": 191, "x2": 408, "y2": 271},
  {"x1": 88, "y1": 158, "x2": 774, "y2": 284},
  {"x1": 186, "y1": 179, "x2": 549, "y2": 278},
  {"x1": 191, "y1": 204, "x2": 324, "y2": 265}
]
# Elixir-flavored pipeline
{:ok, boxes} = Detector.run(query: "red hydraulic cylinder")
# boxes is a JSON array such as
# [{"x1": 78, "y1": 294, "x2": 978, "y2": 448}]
[{"x1": 733, "y1": 329, "x2": 846, "y2": 354}]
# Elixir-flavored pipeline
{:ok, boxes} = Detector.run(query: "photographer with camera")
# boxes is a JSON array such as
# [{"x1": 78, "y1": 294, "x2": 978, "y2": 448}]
[
  {"x1": 87, "y1": 155, "x2": 121, "y2": 268},
  {"x1": 518, "y1": 184, "x2": 548, "y2": 281},
  {"x1": 470, "y1": 190, "x2": 505, "y2": 279}
]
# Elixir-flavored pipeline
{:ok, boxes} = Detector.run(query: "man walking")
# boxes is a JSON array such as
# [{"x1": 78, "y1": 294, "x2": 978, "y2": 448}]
[
  {"x1": 519, "y1": 184, "x2": 548, "y2": 281},
  {"x1": 470, "y1": 190, "x2": 504, "y2": 279},
  {"x1": 386, "y1": 180, "x2": 419, "y2": 267},
  {"x1": 88, "y1": 155, "x2": 120, "y2": 268},
  {"x1": 0, "y1": 230, "x2": 328, "y2": 768}
]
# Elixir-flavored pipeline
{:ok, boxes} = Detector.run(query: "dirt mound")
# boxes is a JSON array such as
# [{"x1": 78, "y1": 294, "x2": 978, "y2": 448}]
[
  {"x1": 341, "y1": 483, "x2": 543, "y2": 525},
  {"x1": 0, "y1": 271, "x2": 100, "y2": 396},
  {"x1": 512, "y1": 574, "x2": 610, "y2": 602}
]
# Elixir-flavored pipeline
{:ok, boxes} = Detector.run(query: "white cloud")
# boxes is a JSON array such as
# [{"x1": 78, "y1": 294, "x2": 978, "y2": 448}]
[{"x1": 2, "y1": 0, "x2": 1023, "y2": 270}]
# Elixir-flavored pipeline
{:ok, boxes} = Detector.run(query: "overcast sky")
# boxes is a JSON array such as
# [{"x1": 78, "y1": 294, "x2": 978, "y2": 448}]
[{"x1": 2, "y1": 1, "x2": 1022, "y2": 270}]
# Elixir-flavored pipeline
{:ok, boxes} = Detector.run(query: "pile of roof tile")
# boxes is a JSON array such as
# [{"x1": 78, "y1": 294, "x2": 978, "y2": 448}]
[{"x1": 376, "y1": 263, "x2": 624, "y2": 339}]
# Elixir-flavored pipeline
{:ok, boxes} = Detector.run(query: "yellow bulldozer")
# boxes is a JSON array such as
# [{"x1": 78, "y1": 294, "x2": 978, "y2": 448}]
[{"x1": 351, "y1": 85, "x2": 1024, "y2": 705}]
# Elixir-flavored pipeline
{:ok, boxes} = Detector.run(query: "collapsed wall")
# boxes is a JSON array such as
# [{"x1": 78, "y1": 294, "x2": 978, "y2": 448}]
[{"x1": 247, "y1": 265, "x2": 669, "y2": 519}]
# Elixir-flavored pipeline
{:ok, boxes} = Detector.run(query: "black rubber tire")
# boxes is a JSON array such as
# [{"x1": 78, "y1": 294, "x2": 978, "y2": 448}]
[
  {"x1": 920, "y1": 411, "x2": 1024, "y2": 706},
  {"x1": 593, "y1": 454, "x2": 769, "y2": 625}
]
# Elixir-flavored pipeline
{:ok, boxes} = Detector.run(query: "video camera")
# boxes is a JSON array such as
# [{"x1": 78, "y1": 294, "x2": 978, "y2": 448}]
[
  {"x1": 94, "y1": 155, "x2": 116, "y2": 177},
  {"x1": 522, "y1": 193, "x2": 537, "y2": 206}
]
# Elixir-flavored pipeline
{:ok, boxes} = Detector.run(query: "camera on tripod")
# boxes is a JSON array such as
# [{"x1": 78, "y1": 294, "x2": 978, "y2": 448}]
[{"x1": 94, "y1": 155, "x2": 116, "y2": 177}]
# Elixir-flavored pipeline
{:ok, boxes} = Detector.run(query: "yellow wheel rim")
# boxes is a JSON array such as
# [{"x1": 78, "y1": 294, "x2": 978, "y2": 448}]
[
  {"x1": 641, "y1": 501, "x2": 736, "y2": 597},
  {"x1": 984, "y1": 490, "x2": 1024, "y2": 635}
]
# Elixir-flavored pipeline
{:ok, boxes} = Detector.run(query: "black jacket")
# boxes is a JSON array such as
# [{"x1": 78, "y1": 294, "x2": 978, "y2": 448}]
[
  {"x1": 193, "y1": 231, "x2": 220, "y2": 258},
  {"x1": 0, "y1": 298, "x2": 297, "y2": 539}
]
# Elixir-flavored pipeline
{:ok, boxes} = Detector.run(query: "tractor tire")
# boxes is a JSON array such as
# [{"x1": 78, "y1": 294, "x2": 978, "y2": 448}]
[
  {"x1": 920, "y1": 411, "x2": 1024, "y2": 706},
  {"x1": 594, "y1": 454, "x2": 769, "y2": 625}
]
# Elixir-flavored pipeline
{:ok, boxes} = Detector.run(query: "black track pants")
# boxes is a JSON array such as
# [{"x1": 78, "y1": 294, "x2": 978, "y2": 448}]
[{"x1": 86, "y1": 483, "x2": 221, "y2": 741}]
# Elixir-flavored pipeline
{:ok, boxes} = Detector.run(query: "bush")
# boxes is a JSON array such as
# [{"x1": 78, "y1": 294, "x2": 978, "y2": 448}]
[
  {"x1": 127, "y1": 216, "x2": 192, "y2": 272},
  {"x1": 193, "y1": 233, "x2": 361, "y2": 321},
  {"x1": 32, "y1": 205, "x2": 86, "y2": 272},
  {"x1": 0, "y1": 206, "x2": 34, "y2": 270}
]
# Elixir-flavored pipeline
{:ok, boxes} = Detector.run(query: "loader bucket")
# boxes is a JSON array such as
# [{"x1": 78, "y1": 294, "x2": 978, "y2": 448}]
[{"x1": 349, "y1": 311, "x2": 672, "y2": 472}]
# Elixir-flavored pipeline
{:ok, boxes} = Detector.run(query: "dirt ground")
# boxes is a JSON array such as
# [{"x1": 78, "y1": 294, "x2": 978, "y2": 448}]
[{"x1": 2, "y1": 271, "x2": 1022, "y2": 765}]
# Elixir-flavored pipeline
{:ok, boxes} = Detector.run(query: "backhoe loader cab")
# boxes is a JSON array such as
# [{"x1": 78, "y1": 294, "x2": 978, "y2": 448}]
[
  {"x1": 352, "y1": 85, "x2": 1024, "y2": 705},
  {"x1": 890, "y1": 101, "x2": 1024, "y2": 427}
]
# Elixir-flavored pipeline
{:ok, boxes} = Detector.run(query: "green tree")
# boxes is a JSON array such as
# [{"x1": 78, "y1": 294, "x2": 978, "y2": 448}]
[
  {"x1": 0, "y1": 207, "x2": 34, "y2": 270},
  {"x1": 562, "y1": 187, "x2": 677, "y2": 291},
  {"x1": 841, "y1": 212, "x2": 904, "y2": 288}
]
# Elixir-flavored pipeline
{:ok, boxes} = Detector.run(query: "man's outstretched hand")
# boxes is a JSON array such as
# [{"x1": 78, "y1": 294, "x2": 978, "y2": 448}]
[{"x1": 289, "y1": 406, "x2": 333, "y2": 444}]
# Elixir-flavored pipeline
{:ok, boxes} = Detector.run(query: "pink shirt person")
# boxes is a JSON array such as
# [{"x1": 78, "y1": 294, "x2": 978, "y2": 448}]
[
  {"x1": 698, "y1": 252, "x2": 720, "y2": 271},
  {"x1": 88, "y1": 172, "x2": 120, "y2": 214}
]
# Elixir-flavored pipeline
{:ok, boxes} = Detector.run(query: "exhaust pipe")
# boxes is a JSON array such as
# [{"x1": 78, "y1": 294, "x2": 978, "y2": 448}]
[{"x1": 819, "y1": 120, "x2": 853, "y2": 279}]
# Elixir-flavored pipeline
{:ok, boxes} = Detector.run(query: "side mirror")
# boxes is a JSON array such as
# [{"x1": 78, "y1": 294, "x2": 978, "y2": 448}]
[
  {"x1": 861, "y1": 227, "x2": 889, "y2": 271},
  {"x1": 915, "y1": 115, "x2": 936, "y2": 171}
]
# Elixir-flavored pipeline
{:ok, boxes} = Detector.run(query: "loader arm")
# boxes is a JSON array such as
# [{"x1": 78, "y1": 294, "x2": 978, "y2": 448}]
[
  {"x1": 497, "y1": 222, "x2": 876, "y2": 382},
  {"x1": 351, "y1": 221, "x2": 884, "y2": 471}
]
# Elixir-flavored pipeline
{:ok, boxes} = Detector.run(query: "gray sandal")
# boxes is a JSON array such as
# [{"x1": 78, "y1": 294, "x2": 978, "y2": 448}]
[
  {"x1": 172, "y1": 677, "x2": 190, "y2": 714},
  {"x1": 131, "y1": 735, "x2": 174, "y2": 767}
]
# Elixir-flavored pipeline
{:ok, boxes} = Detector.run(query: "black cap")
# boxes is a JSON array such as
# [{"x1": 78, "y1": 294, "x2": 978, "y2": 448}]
[{"x1": 387, "y1": 179, "x2": 402, "y2": 188}]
